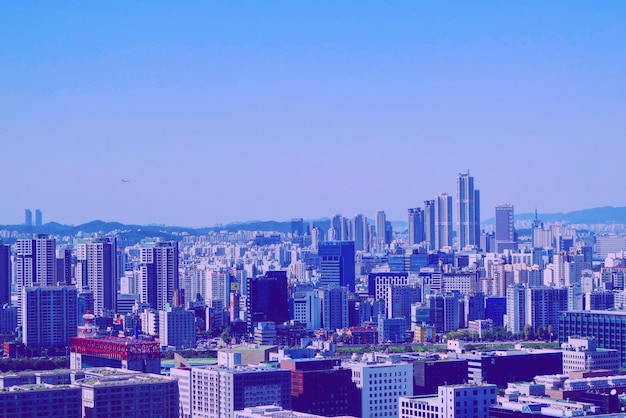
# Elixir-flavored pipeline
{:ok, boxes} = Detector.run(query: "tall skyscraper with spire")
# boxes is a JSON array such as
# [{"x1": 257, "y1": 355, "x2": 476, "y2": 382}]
[{"x1": 456, "y1": 170, "x2": 480, "y2": 249}]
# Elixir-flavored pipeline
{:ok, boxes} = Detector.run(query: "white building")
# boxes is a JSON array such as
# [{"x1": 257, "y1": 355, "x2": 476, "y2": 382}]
[
  {"x1": 345, "y1": 353, "x2": 413, "y2": 418},
  {"x1": 562, "y1": 336, "x2": 620, "y2": 374},
  {"x1": 174, "y1": 362, "x2": 291, "y2": 418},
  {"x1": 399, "y1": 383, "x2": 497, "y2": 418}
]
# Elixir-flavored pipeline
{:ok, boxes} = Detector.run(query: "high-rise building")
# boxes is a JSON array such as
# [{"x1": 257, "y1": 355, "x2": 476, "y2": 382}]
[
  {"x1": 55, "y1": 246, "x2": 72, "y2": 285},
  {"x1": 330, "y1": 214, "x2": 348, "y2": 241},
  {"x1": 526, "y1": 286, "x2": 568, "y2": 332},
  {"x1": 456, "y1": 171, "x2": 480, "y2": 249},
  {"x1": 246, "y1": 271, "x2": 289, "y2": 331},
  {"x1": 434, "y1": 194, "x2": 453, "y2": 250},
  {"x1": 22, "y1": 285, "x2": 77, "y2": 352},
  {"x1": 75, "y1": 236, "x2": 117, "y2": 317},
  {"x1": 0, "y1": 240, "x2": 10, "y2": 306},
  {"x1": 376, "y1": 210, "x2": 387, "y2": 248},
  {"x1": 24, "y1": 209, "x2": 32, "y2": 227},
  {"x1": 353, "y1": 214, "x2": 369, "y2": 252},
  {"x1": 495, "y1": 204, "x2": 516, "y2": 253},
  {"x1": 35, "y1": 209, "x2": 42, "y2": 227},
  {"x1": 317, "y1": 286, "x2": 348, "y2": 331},
  {"x1": 159, "y1": 306, "x2": 196, "y2": 350},
  {"x1": 424, "y1": 200, "x2": 436, "y2": 249},
  {"x1": 318, "y1": 241, "x2": 356, "y2": 291},
  {"x1": 15, "y1": 235, "x2": 57, "y2": 322},
  {"x1": 140, "y1": 240, "x2": 179, "y2": 311},
  {"x1": 408, "y1": 208, "x2": 425, "y2": 246},
  {"x1": 291, "y1": 218, "x2": 304, "y2": 237}
]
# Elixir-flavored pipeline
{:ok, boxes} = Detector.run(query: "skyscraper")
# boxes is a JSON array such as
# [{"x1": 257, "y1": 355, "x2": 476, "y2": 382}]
[
  {"x1": 423, "y1": 200, "x2": 436, "y2": 250},
  {"x1": 291, "y1": 218, "x2": 304, "y2": 237},
  {"x1": 22, "y1": 285, "x2": 77, "y2": 352},
  {"x1": 456, "y1": 171, "x2": 480, "y2": 249},
  {"x1": 408, "y1": 208, "x2": 425, "y2": 246},
  {"x1": 434, "y1": 193, "x2": 453, "y2": 250},
  {"x1": 140, "y1": 240, "x2": 179, "y2": 311},
  {"x1": 376, "y1": 210, "x2": 387, "y2": 248},
  {"x1": 0, "y1": 240, "x2": 10, "y2": 306},
  {"x1": 24, "y1": 209, "x2": 32, "y2": 227},
  {"x1": 246, "y1": 270, "x2": 289, "y2": 331},
  {"x1": 495, "y1": 204, "x2": 516, "y2": 253},
  {"x1": 318, "y1": 241, "x2": 356, "y2": 291},
  {"x1": 330, "y1": 214, "x2": 348, "y2": 241},
  {"x1": 75, "y1": 236, "x2": 117, "y2": 317},
  {"x1": 15, "y1": 235, "x2": 57, "y2": 322},
  {"x1": 352, "y1": 214, "x2": 369, "y2": 252},
  {"x1": 35, "y1": 209, "x2": 42, "y2": 227}
]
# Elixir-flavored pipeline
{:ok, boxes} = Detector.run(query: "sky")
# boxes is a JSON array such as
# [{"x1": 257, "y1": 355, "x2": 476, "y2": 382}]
[{"x1": 1, "y1": 2, "x2": 625, "y2": 227}]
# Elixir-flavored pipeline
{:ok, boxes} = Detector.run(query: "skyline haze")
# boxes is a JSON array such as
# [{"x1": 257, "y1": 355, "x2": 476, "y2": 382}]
[{"x1": 2, "y1": 3, "x2": 625, "y2": 227}]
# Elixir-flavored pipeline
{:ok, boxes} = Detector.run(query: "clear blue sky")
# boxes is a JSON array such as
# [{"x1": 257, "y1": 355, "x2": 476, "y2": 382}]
[{"x1": 1, "y1": 2, "x2": 625, "y2": 226}]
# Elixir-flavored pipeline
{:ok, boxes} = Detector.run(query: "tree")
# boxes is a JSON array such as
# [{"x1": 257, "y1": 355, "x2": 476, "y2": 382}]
[
  {"x1": 221, "y1": 326, "x2": 232, "y2": 344},
  {"x1": 523, "y1": 324, "x2": 535, "y2": 341}
]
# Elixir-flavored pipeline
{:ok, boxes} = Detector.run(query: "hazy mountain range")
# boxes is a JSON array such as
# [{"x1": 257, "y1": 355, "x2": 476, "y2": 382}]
[{"x1": 1, "y1": 206, "x2": 625, "y2": 245}]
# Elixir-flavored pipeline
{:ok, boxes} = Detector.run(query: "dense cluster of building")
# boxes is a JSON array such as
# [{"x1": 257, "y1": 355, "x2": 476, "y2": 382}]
[{"x1": 2, "y1": 171, "x2": 626, "y2": 416}]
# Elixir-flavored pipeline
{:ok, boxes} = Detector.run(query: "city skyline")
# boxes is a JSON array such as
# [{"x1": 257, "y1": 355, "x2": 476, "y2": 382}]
[{"x1": 2, "y1": 3, "x2": 625, "y2": 227}]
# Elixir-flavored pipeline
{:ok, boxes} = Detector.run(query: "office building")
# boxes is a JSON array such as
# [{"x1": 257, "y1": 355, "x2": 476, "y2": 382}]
[
  {"x1": 246, "y1": 270, "x2": 289, "y2": 331},
  {"x1": 318, "y1": 241, "x2": 356, "y2": 291},
  {"x1": 399, "y1": 383, "x2": 497, "y2": 418},
  {"x1": 35, "y1": 209, "x2": 42, "y2": 227},
  {"x1": 0, "y1": 383, "x2": 82, "y2": 418},
  {"x1": 159, "y1": 305, "x2": 196, "y2": 349},
  {"x1": 412, "y1": 358, "x2": 469, "y2": 395},
  {"x1": 77, "y1": 368, "x2": 180, "y2": 418},
  {"x1": 378, "y1": 315, "x2": 407, "y2": 343},
  {"x1": 460, "y1": 349, "x2": 562, "y2": 388},
  {"x1": 22, "y1": 285, "x2": 77, "y2": 352},
  {"x1": 178, "y1": 363, "x2": 291, "y2": 418},
  {"x1": 435, "y1": 193, "x2": 453, "y2": 250},
  {"x1": 292, "y1": 284, "x2": 322, "y2": 331},
  {"x1": 353, "y1": 214, "x2": 369, "y2": 252},
  {"x1": 0, "y1": 240, "x2": 10, "y2": 306},
  {"x1": 562, "y1": 336, "x2": 620, "y2": 374},
  {"x1": 140, "y1": 239, "x2": 179, "y2": 311},
  {"x1": 387, "y1": 285, "x2": 420, "y2": 328},
  {"x1": 558, "y1": 310, "x2": 626, "y2": 368},
  {"x1": 280, "y1": 357, "x2": 360, "y2": 417},
  {"x1": 456, "y1": 171, "x2": 480, "y2": 249},
  {"x1": 318, "y1": 285, "x2": 349, "y2": 331},
  {"x1": 345, "y1": 354, "x2": 413, "y2": 418},
  {"x1": 75, "y1": 236, "x2": 117, "y2": 317},
  {"x1": 15, "y1": 235, "x2": 57, "y2": 322},
  {"x1": 368, "y1": 272, "x2": 410, "y2": 301},
  {"x1": 495, "y1": 204, "x2": 516, "y2": 253},
  {"x1": 408, "y1": 208, "x2": 425, "y2": 246}
]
